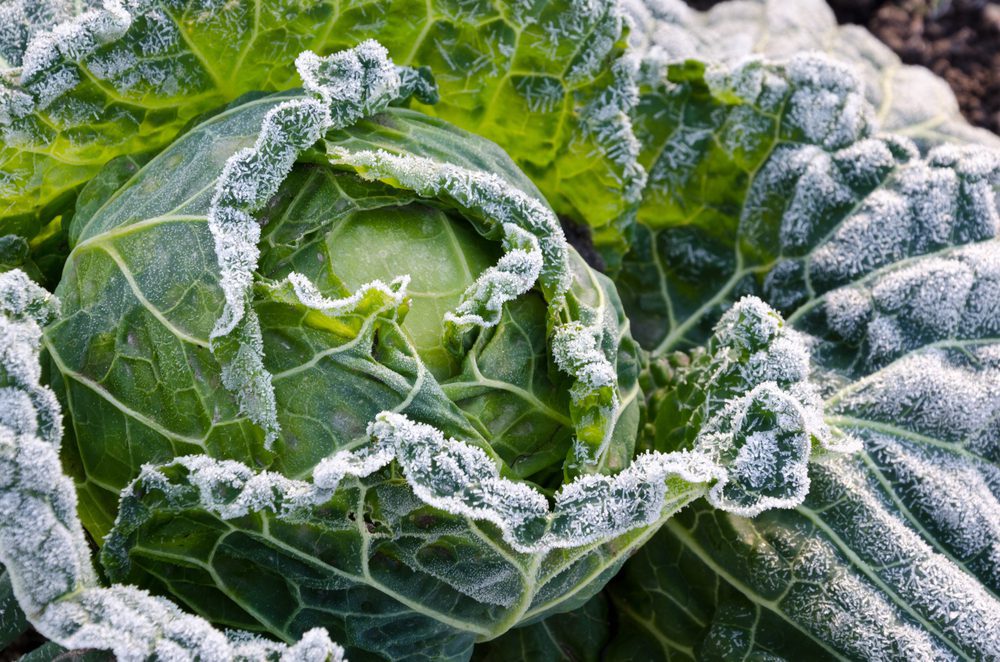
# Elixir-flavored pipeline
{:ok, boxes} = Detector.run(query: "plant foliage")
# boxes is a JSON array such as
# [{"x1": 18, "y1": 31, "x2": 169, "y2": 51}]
[{"x1": 0, "y1": 0, "x2": 997, "y2": 660}]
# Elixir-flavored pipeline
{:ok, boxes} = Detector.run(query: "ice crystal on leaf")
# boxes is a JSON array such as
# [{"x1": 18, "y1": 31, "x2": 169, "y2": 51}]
[
  {"x1": 110, "y1": 393, "x2": 833, "y2": 561},
  {"x1": 16, "y1": 0, "x2": 999, "y2": 655},
  {"x1": 107, "y1": 297, "x2": 848, "y2": 579},
  {"x1": 0, "y1": 269, "x2": 345, "y2": 661},
  {"x1": 0, "y1": 0, "x2": 643, "y2": 265},
  {"x1": 208, "y1": 41, "x2": 416, "y2": 449},
  {"x1": 623, "y1": 0, "x2": 1000, "y2": 149},
  {"x1": 646, "y1": 296, "x2": 857, "y2": 516},
  {"x1": 327, "y1": 139, "x2": 627, "y2": 465}
]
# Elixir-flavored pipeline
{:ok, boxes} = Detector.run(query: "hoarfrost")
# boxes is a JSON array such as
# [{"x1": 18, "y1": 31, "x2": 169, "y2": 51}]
[
  {"x1": 0, "y1": 268, "x2": 344, "y2": 662},
  {"x1": 207, "y1": 41, "x2": 411, "y2": 449},
  {"x1": 116, "y1": 401, "x2": 810, "y2": 560},
  {"x1": 328, "y1": 144, "x2": 624, "y2": 465},
  {"x1": 677, "y1": 297, "x2": 859, "y2": 511},
  {"x1": 810, "y1": 459, "x2": 1000, "y2": 659},
  {"x1": 270, "y1": 272, "x2": 410, "y2": 317},
  {"x1": 109, "y1": 296, "x2": 856, "y2": 571},
  {"x1": 0, "y1": 0, "x2": 100, "y2": 69},
  {"x1": 2, "y1": 0, "x2": 131, "y2": 117},
  {"x1": 326, "y1": 147, "x2": 570, "y2": 304},
  {"x1": 833, "y1": 346, "x2": 1000, "y2": 464},
  {"x1": 622, "y1": 0, "x2": 1000, "y2": 149},
  {"x1": 819, "y1": 241, "x2": 1000, "y2": 370}
]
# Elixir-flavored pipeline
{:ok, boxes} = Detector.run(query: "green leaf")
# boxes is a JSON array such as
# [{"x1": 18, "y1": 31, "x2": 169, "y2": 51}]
[
  {"x1": 472, "y1": 592, "x2": 610, "y2": 661},
  {"x1": 620, "y1": 54, "x2": 999, "y2": 355},
  {"x1": 605, "y1": 47, "x2": 1000, "y2": 659},
  {"x1": 624, "y1": 0, "x2": 1000, "y2": 151},
  {"x1": 0, "y1": 268, "x2": 344, "y2": 660},
  {"x1": 0, "y1": 567, "x2": 30, "y2": 650},
  {"x1": 604, "y1": 529, "x2": 833, "y2": 661},
  {"x1": 2, "y1": 0, "x2": 642, "y2": 263}
]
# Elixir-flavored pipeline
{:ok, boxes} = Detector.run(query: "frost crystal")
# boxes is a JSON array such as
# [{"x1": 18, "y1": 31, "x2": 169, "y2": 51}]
[
  {"x1": 623, "y1": 0, "x2": 1000, "y2": 149},
  {"x1": 819, "y1": 242, "x2": 1000, "y2": 370},
  {"x1": 0, "y1": 0, "x2": 98, "y2": 69},
  {"x1": 0, "y1": 269, "x2": 344, "y2": 662},
  {"x1": 649, "y1": 297, "x2": 858, "y2": 513},
  {"x1": 1, "y1": 0, "x2": 130, "y2": 118},
  {"x1": 328, "y1": 144, "x2": 623, "y2": 464},
  {"x1": 111, "y1": 409, "x2": 761, "y2": 557},
  {"x1": 110, "y1": 310, "x2": 850, "y2": 559},
  {"x1": 327, "y1": 147, "x2": 570, "y2": 304},
  {"x1": 208, "y1": 41, "x2": 413, "y2": 448}
]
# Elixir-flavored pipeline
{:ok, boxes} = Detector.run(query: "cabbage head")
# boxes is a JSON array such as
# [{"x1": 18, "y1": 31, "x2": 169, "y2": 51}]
[
  {"x1": 22, "y1": 38, "x2": 849, "y2": 660},
  {"x1": 41, "y1": 42, "x2": 654, "y2": 660}
]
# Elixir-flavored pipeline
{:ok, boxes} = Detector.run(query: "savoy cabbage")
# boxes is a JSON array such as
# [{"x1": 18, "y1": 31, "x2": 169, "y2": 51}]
[{"x1": 0, "y1": 0, "x2": 997, "y2": 660}]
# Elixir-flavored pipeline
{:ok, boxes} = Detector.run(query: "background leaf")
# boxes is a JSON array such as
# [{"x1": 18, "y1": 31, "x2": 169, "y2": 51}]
[
  {"x1": 2, "y1": 0, "x2": 641, "y2": 261},
  {"x1": 624, "y1": 0, "x2": 1000, "y2": 151},
  {"x1": 588, "y1": 46, "x2": 1000, "y2": 660}
]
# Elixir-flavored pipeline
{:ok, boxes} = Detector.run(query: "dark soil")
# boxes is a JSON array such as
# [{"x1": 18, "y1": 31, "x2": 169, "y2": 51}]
[
  {"x1": 559, "y1": 216, "x2": 606, "y2": 271},
  {"x1": 684, "y1": 0, "x2": 1000, "y2": 136}
]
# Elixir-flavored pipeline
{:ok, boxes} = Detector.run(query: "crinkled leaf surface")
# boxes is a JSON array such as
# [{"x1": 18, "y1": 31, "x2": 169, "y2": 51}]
[
  {"x1": 620, "y1": 53, "x2": 998, "y2": 353},
  {"x1": 597, "y1": 51, "x2": 1000, "y2": 660},
  {"x1": 2, "y1": 0, "x2": 640, "y2": 257},
  {"x1": 624, "y1": 0, "x2": 1000, "y2": 151}
]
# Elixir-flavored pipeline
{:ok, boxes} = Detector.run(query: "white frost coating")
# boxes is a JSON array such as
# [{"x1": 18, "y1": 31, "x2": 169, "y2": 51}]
[
  {"x1": 820, "y1": 241, "x2": 1000, "y2": 368},
  {"x1": 658, "y1": 297, "x2": 859, "y2": 510},
  {"x1": 0, "y1": 270, "x2": 61, "y2": 445},
  {"x1": 329, "y1": 144, "x2": 629, "y2": 465},
  {"x1": 813, "y1": 459, "x2": 1000, "y2": 660},
  {"x1": 825, "y1": 141, "x2": 999, "y2": 282},
  {"x1": 761, "y1": 492, "x2": 960, "y2": 661},
  {"x1": 695, "y1": 297, "x2": 859, "y2": 506},
  {"x1": 121, "y1": 407, "x2": 803, "y2": 558},
  {"x1": 444, "y1": 224, "x2": 543, "y2": 330},
  {"x1": 552, "y1": 320, "x2": 621, "y2": 464},
  {"x1": 782, "y1": 54, "x2": 872, "y2": 151},
  {"x1": 866, "y1": 432, "x2": 1000, "y2": 589},
  {"x1": 580, "y1": 58, "x2": 648, "y2": 206},
  {"x1": 0, "y1": 0, "x2": 98, "y2": 69},
  {"x1": 273, "y1": 272, "x2": 410, "y2": 316},
  {"x1": 745, "y1": 137, "x2": 998, "y2": 299},
  {"x1": 623, "y1": 0, "x2": 1000, "y2": 149},
  {"x1": 327, "y1": 146, "x2": 571, "y2": 304},
  {"x1": 0, "y1": 269, "x2": 345, "y2": 662},
  {"x1": 207, "y1": 41, "x2": 407, "y2": 448},
  {"x1": 833, "y1": 346, "x2": 1000, "y2": 465},
  {"x1": 111, "y1": 300, "x2": 856, "y2": 561},
  {"x1": 1, "y1": 0, "x2": 130, "y2": 118}
]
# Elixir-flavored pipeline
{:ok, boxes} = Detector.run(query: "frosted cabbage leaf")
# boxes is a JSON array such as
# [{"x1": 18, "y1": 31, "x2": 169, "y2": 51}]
[
  {"x1": 0, "y1": 0, "x2": 641, "y2": 263},
  {"x1": 516, "y1": 48, "x2": 1000, "y2": 660}
]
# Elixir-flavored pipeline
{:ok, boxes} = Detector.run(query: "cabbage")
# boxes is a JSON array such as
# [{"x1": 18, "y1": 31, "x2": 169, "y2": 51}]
[{"x1": 1, "y1": 1, "x2": 997, "y2": 660}]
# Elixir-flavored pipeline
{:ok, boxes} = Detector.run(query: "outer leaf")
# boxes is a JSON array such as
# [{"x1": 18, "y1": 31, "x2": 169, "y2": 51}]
[
  {"x1": 0, "y1": 566, "x2": 30, "y2": 650},
  {"x1": 619, "y1": 54, "x2": 998, "y2": 354},
  {"x1": 604, "y1": 532, "x2": 832, "y2": 661},
  {"x1": 1, "y1": 0, "x2": 642, "y2": 260},
  {"x1": 609, "y1": 49, "x2": 1000, "y2": 659},
  {"x1": 0, "y1": 269, "x2": 344, "y2": 661},
  {"x1": 471, "y1": 592, "x2": 610, "y2": 662},
  {"x1": 624, "y1": 0, "x2": 1000, "y2": 151}
]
